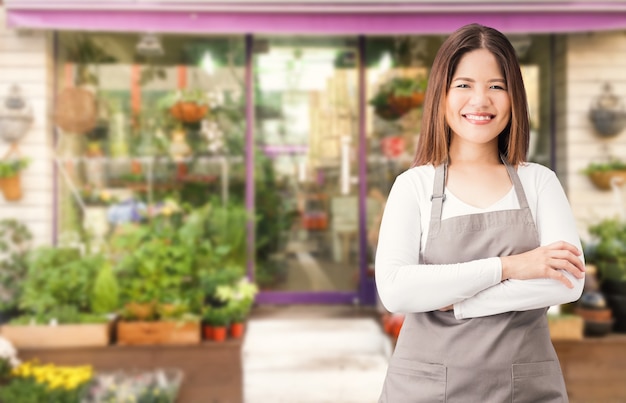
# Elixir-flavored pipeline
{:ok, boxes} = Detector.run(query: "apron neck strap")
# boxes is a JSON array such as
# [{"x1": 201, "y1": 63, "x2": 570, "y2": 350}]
[
  {"x1": 429, "y1": 162, "x2": 447, "y2": 238},
  {"x1": 428, "y1": 156, "x2": 529, "y2": 238},
  {"x1": 502, "y1": 158, "x2": 530, "y2": 210}
]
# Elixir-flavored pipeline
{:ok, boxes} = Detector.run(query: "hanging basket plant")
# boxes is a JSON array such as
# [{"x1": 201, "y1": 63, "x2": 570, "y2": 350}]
[
  {"x1": 369, "y1": 76, "x2": 427, "y2": 121},
  {"x1": 582, "y1": 159, "x2": 626, "y2": 191},
  {"x1": 0, "y1": 157, "x2": 30, "y2": 202},
  {"x1": 163, "y1": 89, "x2": 210, "y2": 124}
]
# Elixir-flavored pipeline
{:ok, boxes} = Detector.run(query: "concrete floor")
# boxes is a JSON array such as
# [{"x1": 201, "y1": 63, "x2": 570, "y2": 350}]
[{"x1": 243, "y1": 306, "x2": 391, "y2": 403}]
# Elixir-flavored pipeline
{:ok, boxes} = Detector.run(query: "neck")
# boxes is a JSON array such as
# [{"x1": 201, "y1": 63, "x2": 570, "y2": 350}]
[{"x1": 448, "y1": 139, "x2": 500, "y2": 166}]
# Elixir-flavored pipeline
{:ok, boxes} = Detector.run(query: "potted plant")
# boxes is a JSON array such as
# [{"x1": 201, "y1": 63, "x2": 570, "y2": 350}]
[
  {"x1": 111, "y1": 209, "x2": 203, "y2": 345},
  {"x1": 582, "y1": 158, "x2": 626, "y2": 190},
  {"x1": 202, "y1": 306, "x2": 231, "y2": 342},
  {"x1": 215, "y1": 277, "x2": 258, "y2": 339},
  {"x1": 0, "y1": 219, "x2": 32, "y2": 324},
  {"x1": 369, "y1": 76, "x2": 427, "y2": 121},
  {"x1": 586, "y1": 218, "x2": 626, "y2": 332},
  {"x1": 161, "y1": 89, "x2": 210, "y2": 124},
  {"x1": 0, "y1": 246, "x2": 114, "y2": 348},
  {"x1": 0, "y1": 157, "x2": 29, "y2": 201}
]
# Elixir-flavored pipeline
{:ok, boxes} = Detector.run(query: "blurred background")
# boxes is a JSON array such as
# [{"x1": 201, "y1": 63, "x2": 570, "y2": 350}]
[{"x1": 1, "y1": 1, "x2": 626, "y2": 402}]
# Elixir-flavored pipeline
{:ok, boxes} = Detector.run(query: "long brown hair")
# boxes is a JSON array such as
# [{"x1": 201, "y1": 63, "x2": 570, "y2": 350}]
[{"x1": 412, "y1": 23, "x2": 530, "y2": 167}]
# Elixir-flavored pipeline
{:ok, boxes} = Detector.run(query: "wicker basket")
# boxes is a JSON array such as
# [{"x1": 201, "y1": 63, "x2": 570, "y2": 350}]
[
  {"x1": 588, "y1": 170, "x2": 626, "y2": 191},
  {"x1": 54, "y1": 87, "x2": 97, "y2": 134}
]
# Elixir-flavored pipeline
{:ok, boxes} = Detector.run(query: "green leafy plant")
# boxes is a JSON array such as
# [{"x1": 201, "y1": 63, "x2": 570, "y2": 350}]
[
  {"x1": 17, "y1": 246, "x2": 107, "y2": 323},
  {"x1": 0, "y1": 219, "x2": 32, "y2": 312},
  {"x1": 582, "y1": 158, "x2": 626, "y2": 174},
  {"x1": 0, "y1": 158, "x2": 29, "y2": 179},
  {"x1": 215, "y1": 277, "x2": 258, "y2": 323},
  {"x1": 369, "y1": 76, "x2": 428, "y2": 121},
  {"x1": 202, "y1": 306, "x2": 230, "y2": 327},
  {"x1": 90, "y1": 262, "x2": 120, "y2": 315},
  {"x1": 586, "y1": 218, "x2": 626, "y2": 282}
]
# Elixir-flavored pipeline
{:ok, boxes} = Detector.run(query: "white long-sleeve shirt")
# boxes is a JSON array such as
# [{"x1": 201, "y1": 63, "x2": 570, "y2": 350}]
[{"x1": 375, "y1": 162, "x2": 585, "y2": 320}]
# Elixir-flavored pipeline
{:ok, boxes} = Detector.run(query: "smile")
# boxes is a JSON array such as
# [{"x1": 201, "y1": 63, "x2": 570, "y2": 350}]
[{"x1": 463, "y1": 114, "x2": 494, "y2": 121}]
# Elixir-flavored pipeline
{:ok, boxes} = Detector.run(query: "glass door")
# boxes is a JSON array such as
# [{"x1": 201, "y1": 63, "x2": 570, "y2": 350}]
[{"x1": 253, "y1": 36, "x2": 362, "y2": 302}]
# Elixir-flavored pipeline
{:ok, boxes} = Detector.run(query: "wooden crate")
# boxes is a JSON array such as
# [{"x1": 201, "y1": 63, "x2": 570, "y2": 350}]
[
  {"x1": 116, "y1": 321, "x2": 200, "y2": 345},
  {"x1": 0, "y1": 322, "x2": 112, "y2": 349},
  {"x1": 549, "y1": 315, "x2": 584, "y2": 341}
]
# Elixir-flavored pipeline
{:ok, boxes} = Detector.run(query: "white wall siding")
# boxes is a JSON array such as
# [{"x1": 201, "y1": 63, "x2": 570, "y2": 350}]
[
  {"x1": 0, "y1": 6, "x2": 54, "y2": 247},
  {"x1": 565, "y1": 31, "x2": 626, "y2": 239}
]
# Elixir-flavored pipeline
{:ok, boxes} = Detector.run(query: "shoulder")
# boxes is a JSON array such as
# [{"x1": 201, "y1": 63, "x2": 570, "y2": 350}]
[
  {"x1": 396, "y1": 165, "x2": 436, "y2": 189},
  {"x1": 517, "y1": 162, "x2": 561, "y2": 192},
  {"x1": 391, "y1": 165, "x2": 436, "y2": 199}
]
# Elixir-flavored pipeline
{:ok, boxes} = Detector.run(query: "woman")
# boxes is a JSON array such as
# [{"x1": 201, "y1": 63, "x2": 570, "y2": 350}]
[{"x1": 375, "y1": 23, "x2": 585, "y2": 402}]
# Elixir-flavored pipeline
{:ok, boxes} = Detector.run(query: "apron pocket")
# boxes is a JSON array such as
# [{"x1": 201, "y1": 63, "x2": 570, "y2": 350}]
[
  {"x1": 512, "y1": 361, "x2": 567, "y2": 403},
  {"x1": 380, "y1": 357, "x2": 446, "y2": 403}
]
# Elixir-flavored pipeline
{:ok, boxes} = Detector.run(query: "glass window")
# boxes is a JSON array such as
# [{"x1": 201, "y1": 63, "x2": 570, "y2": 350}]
[{"x1": 54, "y1": 32, "x2": 246, "y2": 248}]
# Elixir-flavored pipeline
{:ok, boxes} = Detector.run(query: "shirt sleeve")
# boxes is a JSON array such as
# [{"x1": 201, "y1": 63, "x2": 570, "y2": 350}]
[
  {"x1": 453, "y1": 169, "x2": 585, "y2": 319},
  {"x1": 375, "y1": 173, "x2": 502, "y2": 313}
]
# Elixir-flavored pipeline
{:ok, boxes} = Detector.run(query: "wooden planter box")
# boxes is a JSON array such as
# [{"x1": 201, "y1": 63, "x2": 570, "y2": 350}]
[
  {"x1": 554, "y1": 334, "x2": 626, "y2": 402},
  {"x1": 117, "y1": 321, "x2": 201, "y2": 345},
  {"x1": 0, "y1": 322, "x2": 111, "y2": 349},
  {"x1": 548, "y1": 315, "x2": 584, "y2": 341}
]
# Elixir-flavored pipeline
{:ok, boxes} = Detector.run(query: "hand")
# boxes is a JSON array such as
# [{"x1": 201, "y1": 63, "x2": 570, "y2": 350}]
[
  {"x1": 500, "y1": 241, "x2": 585, "y2": 288},
  {"x1": 438, "y1": 305, "x2": 453, "y2": 312}
]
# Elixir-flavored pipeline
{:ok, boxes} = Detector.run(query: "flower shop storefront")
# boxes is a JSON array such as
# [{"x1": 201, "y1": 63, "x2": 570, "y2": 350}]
[
  {"x1": 4, "y1": 1, "x2": 626, "y2": 402},
  {"x1": 10, "y1": 0, "x2": 626, "y2": 308}
]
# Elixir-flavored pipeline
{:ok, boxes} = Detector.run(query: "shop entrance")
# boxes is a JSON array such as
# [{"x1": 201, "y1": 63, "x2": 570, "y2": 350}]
[{"x1": 252, "y1": 37, "x2": 373, "y2": 304}]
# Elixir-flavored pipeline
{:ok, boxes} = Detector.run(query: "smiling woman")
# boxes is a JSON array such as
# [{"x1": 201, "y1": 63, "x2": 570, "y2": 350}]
[{"x1": 375, "y1": 23, "x2": 585, "y2": 403}]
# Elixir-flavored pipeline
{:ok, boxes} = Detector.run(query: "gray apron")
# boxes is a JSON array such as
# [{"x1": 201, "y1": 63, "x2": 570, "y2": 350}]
[{"x1": 379, "y1": 160, "x2": 568, "y2": 403}]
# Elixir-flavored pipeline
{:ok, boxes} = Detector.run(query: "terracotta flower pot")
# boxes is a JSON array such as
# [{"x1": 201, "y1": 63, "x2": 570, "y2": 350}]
[
  {"x1": 203, "y1": 325, "x2": 214, "y2": 340},
  {"x1": 169, "y1": 101, "x2": 209, "y2": 123},
  {"x1": 230, "y1": 322, "x2": 245, "y2": 339},
  {"x1": 0, "y1": 175, "x2": 23, "y2": 201},
  {"x1": 211, "y1": 326, "x2": 228, "y2": 342}
]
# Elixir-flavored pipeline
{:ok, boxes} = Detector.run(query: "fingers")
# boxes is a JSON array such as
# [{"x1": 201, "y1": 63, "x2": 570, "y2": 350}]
[
  {"x1": 546, "y1": 268, "x2": 574, "y2": 289},
  {"x1": 549, "y1": 250, "x2": 585, "y2": 278}
]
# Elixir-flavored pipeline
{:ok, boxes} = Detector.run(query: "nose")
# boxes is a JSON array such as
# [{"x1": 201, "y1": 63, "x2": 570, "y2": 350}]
[{"x1": 469, "y1": 88, "x2": 490, "y2": 107}]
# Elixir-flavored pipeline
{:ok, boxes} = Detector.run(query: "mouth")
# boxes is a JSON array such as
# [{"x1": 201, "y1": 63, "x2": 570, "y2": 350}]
[{"x1": 462, "y1": 113, "x2": 495, "y2": 122}]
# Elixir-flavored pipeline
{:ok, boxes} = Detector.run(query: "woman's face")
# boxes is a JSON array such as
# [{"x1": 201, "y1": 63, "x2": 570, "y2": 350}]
[{"x1": 445, "y1": 48, "x2": 511, "y2": 150}]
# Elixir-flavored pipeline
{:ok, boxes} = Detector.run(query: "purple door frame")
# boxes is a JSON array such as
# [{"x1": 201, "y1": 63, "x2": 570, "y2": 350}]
[{"x1": 250, "y1": 36, "x2": 375, "y2": 306}]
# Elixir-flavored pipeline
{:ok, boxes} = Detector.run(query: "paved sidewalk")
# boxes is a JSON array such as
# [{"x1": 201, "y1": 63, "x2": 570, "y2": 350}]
[{"x1": 243, "y1": 306, "x2": 391, "y2": 403}]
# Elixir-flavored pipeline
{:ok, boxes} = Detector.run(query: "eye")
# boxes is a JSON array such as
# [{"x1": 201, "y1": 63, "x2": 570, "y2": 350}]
[
  {"x1": 454, "y1": 83, "x2": 470, "y2": 89},
  {"x1": 490, "y1": 85, "x2": 507, "y2": 90}
]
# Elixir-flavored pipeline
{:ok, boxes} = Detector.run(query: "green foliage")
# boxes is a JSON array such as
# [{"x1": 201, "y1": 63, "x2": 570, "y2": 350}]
[
  {"x1": 0, "y1": 219, "x2": 32, "y2": 311},
  {"x1": 202, "y1": 306, "x2": 230, "y2": 326},
  {"x1": 0, "y1": 377, "x2": 52, "y2": 403},
  {"x1": 0, "y1": 158, "x2": 29, "y2": 178},
  {"x1": 19, "y1": 247, "x2": 104, "y2": 318},
  {"x1": 10, "y1": 305, "x2": 108, "y2": 325},
  {"x1": 587, "y1": 218, "x2": 626, "y2": 282},
  {"x1": 111, "y1": 201, "x2": 247, "y2": 317},
  {"x1": 582, "y1": 158, "x2": 626, "y2": 174},
  {"x1": 90, "y1": 262, "x2": 120, "y2": 314},
  {"x1": 0, "y1": 357, "x2": 11, "y2": 381},
  {"x1": 214, "y1": 277, "x2": 258, "y2": 322}
]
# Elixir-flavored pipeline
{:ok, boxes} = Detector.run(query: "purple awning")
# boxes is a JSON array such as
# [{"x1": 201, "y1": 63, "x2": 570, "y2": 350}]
[{"x1": 5, "y1": 1, "x2": 626, "y2": 34}]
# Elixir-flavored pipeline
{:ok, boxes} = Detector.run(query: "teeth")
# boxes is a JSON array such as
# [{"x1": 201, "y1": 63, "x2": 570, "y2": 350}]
[{"x1": 465, "y1": 114, "x2": 492, "y2": 121}]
